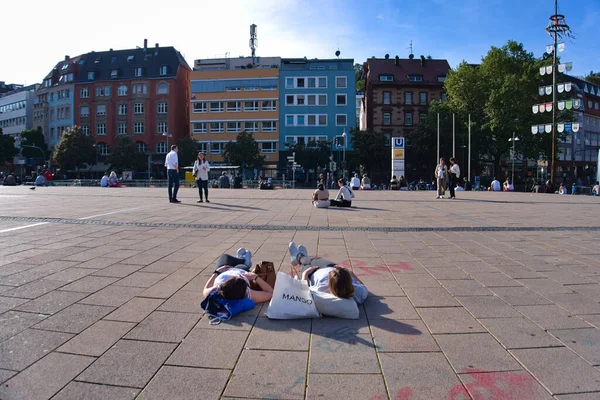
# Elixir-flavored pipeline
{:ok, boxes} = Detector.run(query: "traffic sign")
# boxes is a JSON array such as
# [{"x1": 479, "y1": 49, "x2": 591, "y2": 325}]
[{"x1": 392, "y1": 137, "x2": 405, "y2": 149}]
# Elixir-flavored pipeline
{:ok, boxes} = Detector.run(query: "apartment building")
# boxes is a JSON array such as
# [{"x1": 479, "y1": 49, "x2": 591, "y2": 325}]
[
  {"x1": 190, "y1": 56, "x2": 281, "y2": 170},
  {"x1": 0, "y1": 84, "x2": 39, "y2": 136}
]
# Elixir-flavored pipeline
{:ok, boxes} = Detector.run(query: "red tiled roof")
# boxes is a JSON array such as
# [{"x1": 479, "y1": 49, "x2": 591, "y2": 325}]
[{"x1": 366, "y1": 58, "x2": 450, "y2": 85}]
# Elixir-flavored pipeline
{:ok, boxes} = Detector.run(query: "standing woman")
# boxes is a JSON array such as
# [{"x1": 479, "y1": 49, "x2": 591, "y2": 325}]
[
  {"x1": 193, "y1": 152, "x2": 210, "y2": 203},
  {"x1": 448, "y1": 158, "x2": 460, "y2": 199}
]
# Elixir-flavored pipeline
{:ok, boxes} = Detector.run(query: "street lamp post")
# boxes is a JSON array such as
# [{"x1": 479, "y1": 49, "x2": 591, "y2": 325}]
[
  {"x1": 162, "y1": 132, "x2": 172, "y2": 150},
  {"x1": 342, "y1": 131, "x2": 347, "y2": 179},
  {"x1": 508, "y1": 133, "x2": 520, "y2": 184}
]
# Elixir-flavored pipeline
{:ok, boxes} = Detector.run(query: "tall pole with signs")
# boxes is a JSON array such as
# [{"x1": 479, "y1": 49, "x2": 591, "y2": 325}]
[{"x1": 391, "y1": 137, "x2": 405, "y2": 181}]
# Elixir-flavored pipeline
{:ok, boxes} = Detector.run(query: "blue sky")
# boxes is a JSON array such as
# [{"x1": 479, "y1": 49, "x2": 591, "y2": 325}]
[{"x1": 1, "y1": 0, "x2": 598, "y2": 84}]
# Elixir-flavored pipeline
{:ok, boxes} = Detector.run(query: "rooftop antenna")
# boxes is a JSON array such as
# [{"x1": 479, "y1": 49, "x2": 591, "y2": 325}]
[
  {"x1": 249, "y1": 24, "x2": 258, "y2": 64},
  {"x1": 407, "y1": 40, "x2": 414, "y2": 58},
  {"x1": 335, "y1": 46, "x2": 341, "y2": 59}
]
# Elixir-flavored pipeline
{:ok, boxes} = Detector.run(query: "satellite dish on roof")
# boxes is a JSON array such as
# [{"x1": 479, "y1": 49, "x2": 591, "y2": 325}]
[{"x1": 335, "y1": 49, "x2": 340, "y2": 58}]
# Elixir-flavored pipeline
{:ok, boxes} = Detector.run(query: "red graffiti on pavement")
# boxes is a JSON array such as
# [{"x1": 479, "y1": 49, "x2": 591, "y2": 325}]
[
  {"x1": 450, "y1": 370, "x2": 537, "y2": 400},
  {"x1": 393, "y1": 387, "x2": 414, "y2": 400}
]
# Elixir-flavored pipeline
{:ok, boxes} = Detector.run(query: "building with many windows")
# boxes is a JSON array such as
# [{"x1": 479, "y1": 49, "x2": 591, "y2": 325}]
[
  {"x1": 72, "y1": 39, "x2": 190, "y2": 166},
  {"x1": 190, "y1": 56, "x2": 281, "y2": 171},
  {"x1": 0, "y1": 84, "x2": 39, "y2": 136},
  {"x1": 363, "y1": 55, "x2": 450, "y2": 144},
  {"x1": 279, "y1": 58, "x2": 356, "y2": 155}
]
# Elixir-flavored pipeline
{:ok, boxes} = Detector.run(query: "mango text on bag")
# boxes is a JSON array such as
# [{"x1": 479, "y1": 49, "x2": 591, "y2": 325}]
[{"x1": 282, "y1": 293, "x2": 313, "y2": 305}]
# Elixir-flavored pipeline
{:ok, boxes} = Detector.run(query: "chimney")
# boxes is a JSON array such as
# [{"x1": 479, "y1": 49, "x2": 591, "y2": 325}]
[
  {"x1": 155, "y1": 43, "x2": 159, "y2": 49},
  {"x1": 394, "y1": 55, "x2": 399, "y2": 67},
  {"x1": 420, "y1": 55, "x2": 425, "y2": 65},
  {"x1": 143, "y1": 39, "x2": 148, "y2": 51},
  {"x1": 65, "y1": 55, "x2": 70, "y2": 60}
]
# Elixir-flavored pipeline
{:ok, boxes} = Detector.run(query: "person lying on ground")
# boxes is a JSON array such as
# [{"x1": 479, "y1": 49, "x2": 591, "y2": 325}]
[
  {"x1": 202, "y1": 248, "x2": 273, "y2": 304},
  {"x1": 288, "y1": 241, "x2": 368, "y2": 304}
]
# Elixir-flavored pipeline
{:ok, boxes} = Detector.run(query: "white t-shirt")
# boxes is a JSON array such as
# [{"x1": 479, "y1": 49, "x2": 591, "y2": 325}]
[
  {"x1": 336, "y1": 186, "x2": 354, "y2": 201},
  {"x1": 100, "y1": 176, "x2": 108, "y2": 187},
  {"x1": 164, "y1": 151, "x2": 179, "y2": 170},
  {"x1": 350, "y1": 177, "x2": 360, "y2": 187},
  {"x1": 214, "y1": 269, "x2": 251, "y2": 298},
  {"x1": 193, "y1": 160, "x2": 210, "y2": 180},
  {"x1": 450, "y1": 164, "x2": 460, "y2": 178},
  {"x1": 491, "y1": 180, "x2": 501, "y2": 191},
  {"x1": 309, "y1": 267, "x2": 368, "y2": 304}
]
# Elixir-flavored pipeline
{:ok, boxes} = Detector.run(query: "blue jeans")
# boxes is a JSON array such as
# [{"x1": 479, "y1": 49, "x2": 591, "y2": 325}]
[{"x1": 167, "y1": 169, "x2": 180, "y2": 201}]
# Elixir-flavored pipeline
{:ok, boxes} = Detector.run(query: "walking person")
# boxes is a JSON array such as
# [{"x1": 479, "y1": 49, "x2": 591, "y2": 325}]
[
  {"x1": 434, "y1": 158, "x2": 447, "y2": 199},
  {"x1": 193, "y1": 151, "x2": 210, "y2": 203},
  {"x1": 448, "y1": 158, "x2": 460, "y2": 199},
  {"x1": 164, "y1": 145, "x2": 180, "y2": 203}
]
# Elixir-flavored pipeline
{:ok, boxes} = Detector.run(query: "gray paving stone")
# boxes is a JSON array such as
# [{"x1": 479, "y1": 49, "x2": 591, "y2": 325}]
[
  {"x1": 140, "y1": 260, "x2": 187, "y2": 274},
  {"x1": 426, "y1": 266, "x2": 471, "y2": 280},
  {"x1": 455, "y1": 295, "x2": 521, "y2": 318},
  {"x1": 2, "y1": 279, "x2": 66, "y2": 299},
  {"x1": 46, "y1": 267, "x2": 100, "y2": 282},
  {"x1": 0, "y1": 295, "x2": 29, "y2": 314},
  {"x1": 435, "y1": 333, "x2": 522, "y2": 373},
  {"x1": 59, "y1": 276, "x2": 119, "y2": 293},
  {"x1": 58, "y1": 320, "x2": 136, "y2": 356},
  {"x1": 571, "y1": 284, "x2": 600, "y2": 301},
  {"x1": 307, "y1": 374, "x2": 387, "y2": 400},
  {"x1": 372, "y1": 319, "x2": 439, "y2": 352},
  {"x1": 114, "y1": 271, "x2": 168, "y2": 288},
  {"x1": 471, "y1": 272, "x2": 524, "y2": 287},
  {"x1": 78, "y1": 285, "x2": 143, "y2": 307},
  {"x1": 418, "y1": 307, "x2": 487, "y2": 334},
  {"x1": 140, "y1": 365, "x2": 229, "y2": 400},
  {"x1": 380, "y1": 352, "x2": 467, "y2": 400},
  {"x1": 459, "y1": 370, "x2": 554, "y2": 400},
  {"x1": 0, "y1": 352, "x2": 94, "y2": 400},
  {"x1": 0, "y1": 310, "x2": 47, "y2": 342},
  {"x1": 76, "y1": 339, "x2": 176, "y2": 388},
  {"x1": 440, "y1": 279, "x2": 493, "y2": 296},
  {"x1": 364, "y1": 295, "x2": 420, "y2": 320},
  {"x1": 396, "y1": 273, "x2": 442, "y2": 288},
  {"x1": 543, "y1": 270, "x2": 595, "y2": 285},
  {"x1": 549, "y1": 328, "x2": 600, "y2": 366},
  {"x1": 490, "y1": 286, "x2": 553, "y2": 306},
  {"x1": 32, "y1": 303, "x2": 114, "y2": 334},
  {"x1": 310, "y1": 332, "x2": 379, "y2": 373},
  {"x1": 157, "y1": 290, "x2": 203, "y2": 314},
  {"x1": 196, "y1": 314, "x2": 258, "y2": 330},
  {"x1": 581, "y1": 314, "x2": 600, "y2": 329},
  {"x1": 52, "y1": 381, "x2": 139, "y2": 400},
  {"x1": 517, "y1": 278, "x2": 577, "y2": 295},
  {"x1": 167, "y1": 327, "x2": 248, "y2": 369},
  {"x1": 103, "y1": 296, "x2": 164, "y2": 322},
  {"x1": 14, "y1": 290, "x2": 88, "y2": 315},
  {"x1": 546, "y1": 293, "x2": 600, "y2": 315},
  {"x1": 225, "y1": 350, "x2": 306, "y2": 399},
  {"x1": 403, "y1": 287, "x2": 460, "y2": 307},
  {"x1": 479, "y1": 317, "x2": 563, "y2": 349},
  {"x1": 91, "y1": 262, "x2": 145, "y2": 278},
  {"x1": 124, "y1": 310, "x2": 199, "y2": 343},
  {"x1": 246, "y1": 317, "x2": 310, "y2": 351},
  {"x1": 510, "y1": 347, "x2": 600, "y2": 394},
  {"x1": 363, "y1": 280, "x2": 405, "y2": 296},
  {"x1": 555, "y1": 393, "x2": 600, "y2": 399},
  {"x1": 311, "y1": 315, "x2": 370, "y2": 335},
  {"x1": 516, "y1": 304, "x2": 591, "y2": 330}
]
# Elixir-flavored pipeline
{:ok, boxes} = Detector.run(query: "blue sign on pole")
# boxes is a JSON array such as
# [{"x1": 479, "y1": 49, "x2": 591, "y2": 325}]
[{"x1": 392, "y1": 137, "x2": 405, "y2": 149}]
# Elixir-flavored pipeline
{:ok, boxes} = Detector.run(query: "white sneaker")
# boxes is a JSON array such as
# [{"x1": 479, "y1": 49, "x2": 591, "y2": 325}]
[
  {"x1": 441, "y1": 196, "x2": 444, "y2": 199},
  {"x1": 243, "y1": 250, "x2": 252, "y2": 267},
  {"x1": 436, "y1": 196, "x2": 441, "y2": 199},
  {"x1": 289, "y1": 242, "x2": 299, "y2": 265},
  {"x1": 236, "y1": 248, "x2": 247, "y2": 259}
]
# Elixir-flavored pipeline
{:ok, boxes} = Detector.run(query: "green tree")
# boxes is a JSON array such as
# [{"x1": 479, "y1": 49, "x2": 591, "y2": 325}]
[
  {"x1": 285, "y1": 140, "x2": 331, "y2": 182},
  {"x1": 354, "y1": 63, "x2": 365, "y2": 91},
  {"x1": 586, "y1": 71, "x2": 600, "y2": 86},
  {"x1": 53, "y1": 126, "x2": 95, "y2": 175},
  {"x1": 175, "y1": 136, "x2": 199, "y2": 168},
  {"x1": 19, "y1": 127, "x2": 49, "y2": 162},
  {"x1": 0, "y1": 128, "x2": 18, "y2": 164},
  {"x1": 107, "y1": 136, "x2": 146, "y2": 173},
  {"x1": 349, "y1": 129, "x2": 390, "y2": 175},
  {"x1": 223, "y1": 131, "x2": 264, "y2": 170}
]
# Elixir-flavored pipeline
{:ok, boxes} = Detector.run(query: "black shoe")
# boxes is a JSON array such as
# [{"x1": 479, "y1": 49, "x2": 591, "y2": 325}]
[
  {"x1": 197, "y1": 199, "x2": 203, "y2": 203},
  {"x1": 172, "y1": 199, "x2": 181, "y2": 203},
  {"x1": 205, "y1": 199, "x2": 210, "y2": 203}
]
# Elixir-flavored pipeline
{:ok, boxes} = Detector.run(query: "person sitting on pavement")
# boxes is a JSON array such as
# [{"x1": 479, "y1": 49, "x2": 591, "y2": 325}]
[
  {"x1": 360, "y1": 173, "x2": 371, "y2": 190},
  {"x1": 455, "y1": 183, "x2": 464, "y2": 192},
  {"x1": 389, "y1": 175, "x2": 399, "y2": 190},
  {"x1": 558, "y1": 182, "x2": 567, "y2": 195},
  {"x1": 100, "y1": 172, "x2": 109, "y2": 187},
  {"x1": 35, "y1": 174, "x2": 46, "y2": 186},
  {"x1": 350, "y1": 173, "x2": 361, "y2": 190},
  {"x1": 503, "y1": 179, "x2": 514, "y2": 192},
  {"x1": 330, "y1": 178, "x2": 354, "y2": 207},
  {"x1": 108, "y1": 171, "x2": 120, "y2": 187},
  {"x1": 233, "y1": 174, "x2": 243, "y2": 189},
  {"x1": 399, "y1": 175, "x2": 408, "y2": 190},
  {"x1": 202, "y1": 248, "x2": 273, "y2": 305},
  {"x1": 4, "y1": 173, "x2": 16, "y2": 186},
  {"x1": 463, "y1": 177, "x2": 472, "y2": 191},
  {"x1": 289, "y1": 242, "x2": 368, "y2": 304},
  {"x1": 219, "y1": 171, "x2": 230, "y2": 188},
  {"x1": 489, "y1": 177, "x2": 501, "y2": 192},
  {"x1": 312, "y1": 183, "x2": 330, "y2": 208},
  {"x1": 593, "y1": 181, "x2": 599, "y2": 196}
]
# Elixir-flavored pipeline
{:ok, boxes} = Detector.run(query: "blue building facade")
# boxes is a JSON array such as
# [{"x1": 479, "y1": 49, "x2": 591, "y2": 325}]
[
  {"x1": 46, "y1": 84, "x2": 75, "y2": 147},
  {"x1": 279, "y1": 58, "x2": 355, "y2": 152}
]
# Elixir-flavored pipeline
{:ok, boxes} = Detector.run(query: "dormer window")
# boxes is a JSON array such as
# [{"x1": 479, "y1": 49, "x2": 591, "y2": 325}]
[
  {"x1": 94, "y1": 58, "x2": 101, "y2": 64},
  {"x1": 61, "y1": 64, "x2": 69, "y2": 71},
  {"x1": 437, "y1": 76, "x2": 447, "y2": 83},
  {"x1": 111, "y1": 70, "x2": 119, "y2": 79},
  {"x1": 134, "y1": 68, "x2": 143, "y2": 77},
  {"x1": 111, "y1": 57, "x2": 117, "y2": 63},
  {"x1": 88, "y1": 72, "x2": 95, "y2": 80},
  {"x1": 379, "y1": 75, "x2": 394, "y2": 82},
  {"x1": 408, "y1": 75, "x2": 423, "y2": 82},
  {"x1": 127, "y1": 55, "x2": 134, "y2": 62},
  {"x1": 159, "y1": 66, "x2": 168, "y2": 76}
]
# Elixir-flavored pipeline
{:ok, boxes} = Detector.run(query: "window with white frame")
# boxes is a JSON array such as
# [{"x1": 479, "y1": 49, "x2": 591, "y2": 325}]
[
  {"x1": 193, "y1": 102, "x2": 207, "y2": 113},
  {"x1": 209, "y1": 102, "x2": 223, "y2": 112},
  {"x1": 226, "y1": 101, "x2": 241, "y2": 112},
  {"x1": 226, "y1": 87, "x2": 241, "y2": 92},
  {"x1": 286, "y1": 95, "x2": 294, "y2": 105},
  {"x1": 80, "y1": 88, "x2": 89, "y2": 98},
  {"x1": 318, "y1": 114, "x2": 327, "y2": 126},
  {"x1": 136, "y1": 142, "x2": 148, "y2": 153},
  {"x1": 286, "y1": 115, "x2": 294, "y2": 126},
  {"x1": 262, "y1": 121, "x2": 277, "y2": 132},
  {"x1": 379, "y1": 75, "x2": 393, "y2": 82},
  {"x1": 244, "y1": 101, "x2": 259, "y2": 111},
  {"x1": 419, "y1": 92, "x2": 428, "y2": 105},
  {"x1": 244, "y1": 121, "x2": 258, "y2": 132},
  {"x1": 296, "y1": 95, "x2": 306, "y2": 105},
  {"x1": 244, "y1": 87, "x2": 258, "y2": 91},
  {"x1": 336, "y1": 94, "x2": 347, "y2": 106},
  {"x1": 159, "y1": 66, "x2": 168, "y2": 76},
  {"x1": 318, "y1": 77, "x2": 327, "y2": 88},
  {"x1": 157, "y1": 122, "x2": 168, "y2": 134},
  {"x1": 157, "y1": 142, "x2": 168, "y2": 153},
  {"x1": 118, "y1": 104, "x2": 127, "y2": 115},
  {"x1": 96, "y1": 123, "x2": 106, "y2": 135},
  {"x1": 336, "y1": 76, "x2": 347, "y2": 88},
  {"x1": 118, "y1": 85, "x2": 128, "y2": 96},
  {"x1": 81, "y1": 125, "x2": 89, "y2": 135},
  {"x1": 210, "y1": 142, "x2": 223, "y2": 154},
  {"x1": 197, "y1": 142, "x2": 208, "y2": 153},
  {"x1": 336, "y1": 114, "x2": 347, "y2": 126},
  {"x1": 297, "y1": 115, "x2": 305, "y2": 125},
  {"x1": 118, "y1": 123, "x2": 127, "y2": 135},
  {"x1": 111, "y1": 70, "x2": 119, "y2": 79},
  {"x1": 408, "y1": 75, "x2": 423, "y2": 82},
  {"x1": 261, "y1": 142, "x2": 277, "y2": 153},
  {"x1": 157, "y1": 102, "x2": 168, "y2": 114},
  {"x1": 383, "y1": 112, "x2": 391, "y2": 125},
  {"x1": 134, "y1": 103, "x2": 144, "y2": 114},
  {"x1": 405, "y1": 112, "x2": 413, "y2": 126},
  {"x1": 96, "y1": 105, "x2": 106, "y2": 116},
  {"x1": 404, "y1": 92, "x2": 413, "y2": 105},
  {"x1": 210, "y1": 122, "x2": 224, "y2": 133},
  {"x1": 285, "y1": 77, "x2": 294, "y2": 88},
  {"x1": 308, "y1": 77, "x2": 316, "y2": 88},
  {"x1": 307, "y1": 115, "x2": 316, "y2": 126},
  {"x1": 226, "y1": 122, "x2": 241, "y2": 133},
  {"x1": 193, "y1": 122, "x2": 207, "y2": 133},
  {"x1": 262, "y1": 86, "x2": 276, "y2": 91},
  {"x1": 80, "y1": 106, "x2": 89, "y2": 117},
  {"x1": 383, "y1": 91, "x2": 391, "y2": 104},
  {"x1": 297, "y1": 78, "x2": 305, "y2": 88},
  {"x1": 134, "y1": 122, "x2": 144, "y2": 134},
  {"x1": 262, "y1": 100, "x2": 277, "y2": 111},
  {"x1": 134, "y1": 67, "x2": 143, "y2": 77},
  {"x1": 132, "y1": 83, "x2": 148, "y2": 94},
  {"x1": 95, "y1": 87, "x2": 104, "y2": 97},
  {"x1": 157, "y1": 83, "x2": 168, "y2": 94},
  {"x1": 98, "y1": 143, "x2": 109, "y2": 155},
  {"x1": 88, "y1": 71, "x2": 95, "y2": 80}
]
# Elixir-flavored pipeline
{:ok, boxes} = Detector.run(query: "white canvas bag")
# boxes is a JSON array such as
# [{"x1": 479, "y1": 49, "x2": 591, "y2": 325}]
[{"x1": 267, "y1": 272, "x2": 321, "y2": 319}]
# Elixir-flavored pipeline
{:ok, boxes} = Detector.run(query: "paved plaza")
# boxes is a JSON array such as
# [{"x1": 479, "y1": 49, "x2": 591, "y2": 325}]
[{"x1": 1, "y1": 186, "x2": 600, "y2": 399}]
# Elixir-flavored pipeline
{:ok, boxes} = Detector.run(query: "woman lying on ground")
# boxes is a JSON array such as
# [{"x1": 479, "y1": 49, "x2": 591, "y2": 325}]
[
  {"x1": 202, "y1": 248, "x2": 274, "y2": 304},
  {"x1": 288, "y1": 241, "x2": 368, "y2": 304}
]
